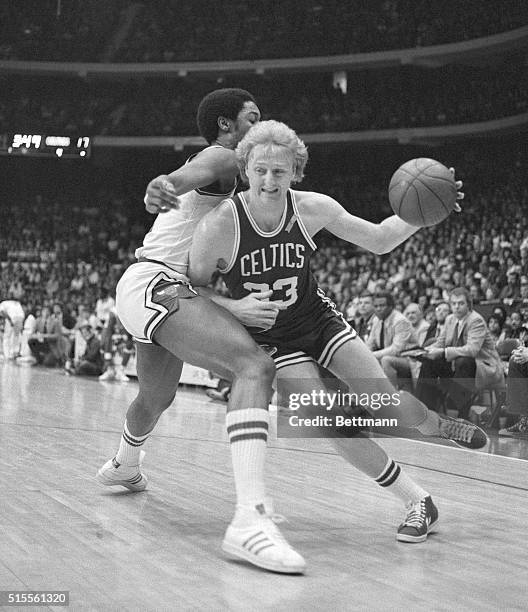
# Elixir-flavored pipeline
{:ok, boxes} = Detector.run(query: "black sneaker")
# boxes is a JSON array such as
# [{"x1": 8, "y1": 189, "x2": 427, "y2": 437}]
[
  {"x1": 499, "y1": 415, "x2": 528, "y2": 437},
  {"x1": 439, "y1": 415, "x2": 489, "y2": 450},
  {"x1": 397, "y1": 496, "x2": 439, "y2": 543}
]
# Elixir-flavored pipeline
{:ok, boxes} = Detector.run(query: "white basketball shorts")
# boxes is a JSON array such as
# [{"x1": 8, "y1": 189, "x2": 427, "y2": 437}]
[{"x1": 116, "y1": 261, "x2": 197, "y2": 344}]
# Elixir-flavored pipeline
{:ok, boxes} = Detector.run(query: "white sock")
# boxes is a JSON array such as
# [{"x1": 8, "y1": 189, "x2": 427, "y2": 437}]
[
  {"x1": 375, "y1": 458, "x2": 428, "y2": 506},
  {"x1": 226, "y1": 408, "x2": 269, "y2": 521},
  {"x1": 115, "y1": 421, "x2": 149, "y2": 466}
]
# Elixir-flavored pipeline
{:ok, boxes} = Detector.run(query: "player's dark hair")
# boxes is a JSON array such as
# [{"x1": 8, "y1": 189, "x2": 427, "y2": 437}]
[
  {"x1": 359, "y1": 291, "x2": 373, "y2": 299},
  {"x1": 196, "y1": 88, "x2": 257, "y2": 144}
]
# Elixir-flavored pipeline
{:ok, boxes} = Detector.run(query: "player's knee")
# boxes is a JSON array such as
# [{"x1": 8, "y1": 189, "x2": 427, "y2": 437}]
[
  {"x1": 236, "y1": 348, "x2": 276, "y2": 384},
  {"x1": 135, "y1": 388, "x2": 176, "y2": 414}
]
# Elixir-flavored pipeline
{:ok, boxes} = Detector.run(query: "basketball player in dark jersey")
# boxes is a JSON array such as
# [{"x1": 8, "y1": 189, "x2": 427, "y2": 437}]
[
  {"x1": 189, "y1": 119, "x2": 488, "y2": 544},
  {"x1": 96, "y1": 91, "x2": 306, "y2": 574}
]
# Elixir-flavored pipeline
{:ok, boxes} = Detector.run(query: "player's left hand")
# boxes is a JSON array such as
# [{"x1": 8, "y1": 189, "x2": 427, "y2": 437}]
[{"x1": 449, "y1": 167, "x2": 464, "y2": 213}]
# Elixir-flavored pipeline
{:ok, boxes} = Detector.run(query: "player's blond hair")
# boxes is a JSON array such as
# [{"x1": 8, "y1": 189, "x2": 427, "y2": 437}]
[{"x1": 235, "y1": 120, "x2": 308, "y2": 183}]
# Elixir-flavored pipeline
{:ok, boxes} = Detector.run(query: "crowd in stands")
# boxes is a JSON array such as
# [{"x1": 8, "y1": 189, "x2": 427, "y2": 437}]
[
  {"x1": 1, "y1": 58, "x2": 526, "y2": 137},
  {"x1": 0, "y1": 0, "x2": 126, "y2": 62},
  {"x1": 1, "y1": 0, "x2": 527, "y2": 62}
]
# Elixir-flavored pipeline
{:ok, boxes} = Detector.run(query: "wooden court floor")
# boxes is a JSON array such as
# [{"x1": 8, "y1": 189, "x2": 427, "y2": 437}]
[{"x1": 0, "y1": 362, "x2": 526, "y2": 612}]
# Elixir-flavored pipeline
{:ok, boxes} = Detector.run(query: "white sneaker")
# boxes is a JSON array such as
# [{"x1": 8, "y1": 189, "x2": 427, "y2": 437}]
[
  {"x1": 96, "y1": 451, "x2": 147, "y2": 492},
  {"x1": 222, "y1": 502, "x2": 306, "y2": 574},
  {"x1": 98, "y1": 368, "x2": 115, "y2": 381}
]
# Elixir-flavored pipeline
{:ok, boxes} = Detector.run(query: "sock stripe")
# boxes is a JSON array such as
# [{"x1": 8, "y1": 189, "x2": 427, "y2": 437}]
[
  {"x1": 378, "y1": 464, "x2": 401, "y2": 487},
  {"x1": 375, "y1": 459, "x2": 401, "y2": 486},
  {"x1": 122, "y1": 431, "x2": 147, "y2": 447},
  {"x1": 227, "y1": 421, "x2": 269, "y2": 435},
  {"x1": 375, "y1": 459, "x2": 395, "y2": 482},
  {"x1": 230, "y1": 432, "x2": 268, "y2": 444}
]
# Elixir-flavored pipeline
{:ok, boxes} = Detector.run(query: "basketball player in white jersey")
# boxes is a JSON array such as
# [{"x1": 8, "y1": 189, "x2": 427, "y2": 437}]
[
  {"x1": 96, "y1": 90, "x2": 305, "y2": 574},
  {"x1": 0, "y1": 299, "x2": 25, "y2": 359},
  {"x1": 188, "y1": 120, "x2": 488, "y2": 544}
]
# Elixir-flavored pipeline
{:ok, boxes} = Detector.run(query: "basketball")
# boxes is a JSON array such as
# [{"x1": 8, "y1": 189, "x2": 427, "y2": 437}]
[{"x1": 389, "y1": 158, "x2": 457, "y2": 227}]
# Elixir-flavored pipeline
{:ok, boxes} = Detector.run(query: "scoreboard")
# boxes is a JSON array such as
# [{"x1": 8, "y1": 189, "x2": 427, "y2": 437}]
[{"x1": 0, "y1": 133, "x2": 91, "y2": 158}]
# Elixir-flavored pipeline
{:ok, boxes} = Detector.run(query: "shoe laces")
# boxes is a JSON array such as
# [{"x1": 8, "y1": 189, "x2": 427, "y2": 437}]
[
  {"x1": 440, "y1": 417, "x2": 474, "y2": 443},
  {"x1": 257, "y1": 510, "x2": 289, "y2": 545},
  {"x1": 403, "y1": 499, "x2": 426, "y2": 528}
]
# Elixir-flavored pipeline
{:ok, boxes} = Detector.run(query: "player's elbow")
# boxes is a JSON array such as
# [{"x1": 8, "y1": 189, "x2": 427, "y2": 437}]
[{"x1": 371, "y1": 227, "x2": 395, "y2": 254}]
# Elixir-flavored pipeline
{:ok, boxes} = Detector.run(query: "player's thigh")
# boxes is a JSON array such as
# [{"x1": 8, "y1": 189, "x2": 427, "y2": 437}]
[
  {"x1": 275, "y1": 360, "x2": 332, "y2": 416},
  {"x1": 153, "y1": 295, "x2": 272, "y2": 380},
  {"x1": 326, "y1": 337, "x2": 396, "y2": 396},
  {"x1": 135, "y1": 341, "x2": 183, "y2": 406}
]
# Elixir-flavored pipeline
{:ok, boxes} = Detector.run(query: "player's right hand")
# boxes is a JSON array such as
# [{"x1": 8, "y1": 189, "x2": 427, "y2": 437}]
[
  {"x1": 233, "y1": 290, "x2": 283, "y2": 330},
  {"x1": 144, "y1": 175, "x2": 181, "y2": 214}
]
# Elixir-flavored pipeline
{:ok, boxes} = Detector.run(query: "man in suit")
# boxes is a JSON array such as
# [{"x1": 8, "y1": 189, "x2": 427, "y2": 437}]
[
  {"x1": 416, "y1": 287, "x2": 503, "y2": 418},
  {"x1": 354, "y1": 291, "x2": 376, "y2": 342},
  {"x1": 423, "y1": 302, "x2": 451, "y2": 345},
  {"x1": 367, "y1": 292, "x2": 417, "y2": 389}
]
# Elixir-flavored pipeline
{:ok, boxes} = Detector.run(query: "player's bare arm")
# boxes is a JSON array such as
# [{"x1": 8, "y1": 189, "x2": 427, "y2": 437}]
[
  {"x1": 144, "y1": 147, "x2": 240, "y2": 214},
  {"x1": 189, "y1": 202, "x2": 281, "y2": 330},
  {"x1": 293, "y1": 190, "x2": 419, "y2": 254},
  {"x1": 294, "y1": 180, "x2": 462, "y2": 255}
]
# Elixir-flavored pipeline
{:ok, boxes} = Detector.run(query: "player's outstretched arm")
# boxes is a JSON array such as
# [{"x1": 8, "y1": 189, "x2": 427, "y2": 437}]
[
  {"x1": 144, "y1": 147, "x2": 239, "y2": 214},
  {"x1": 297, "y1": 191, "x2": 420, "y2": 255}
]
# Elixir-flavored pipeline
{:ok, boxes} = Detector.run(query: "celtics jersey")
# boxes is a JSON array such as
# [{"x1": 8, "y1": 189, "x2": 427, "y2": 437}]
[{"x1": 221, "y1": 189, "x2": 324, "y2": 338}]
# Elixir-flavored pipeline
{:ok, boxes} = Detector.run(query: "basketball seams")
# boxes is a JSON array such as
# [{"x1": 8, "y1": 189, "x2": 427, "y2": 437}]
[
  {"x1": 409, "y1": 183, "x2": 426, "y2": 226},
  {"x1": 417, "y1": 177, "x2": 453, "y2": 214},
  {"x1": 413, "y1": 158, "x2": 438, "y2": 174},
  {"x1": 390, "y1": 178, "x2": 413, "y2": 214},
  {"x1": 389, "y1": 158, "x2": 456, "y2": 226},
  {"x1": 420, "y1": 172, "x2": 456, "y2": 186}
]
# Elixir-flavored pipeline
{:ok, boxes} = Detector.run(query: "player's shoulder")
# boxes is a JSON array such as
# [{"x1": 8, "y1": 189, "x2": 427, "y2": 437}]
[
  {"x1": 201, "y1": 196, "x2": 236, "y2": 228},
  {"x1": 191, "y1": 145, "x2": 237, "y2": 171},
  {"x1": 291, "y1": 189, "x2": 337, "y2": 212}
]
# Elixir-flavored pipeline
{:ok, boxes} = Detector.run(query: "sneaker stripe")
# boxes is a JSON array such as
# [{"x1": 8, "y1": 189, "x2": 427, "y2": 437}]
[
  {"x1": 253, "y1": 543, "x2": 275, "y2": 555},
  {"x1": 230, "y1": 433, "x2": 268, "y2": 444},
  {"x1": 243, "y1": 531, "x2": 265, "y2": 548},
  {"x1": 227, "y1": 421, "x2": 269, "y2": 434},
  {"x1": 247, "y1": 537, "x2": 269, "y2": 552}
]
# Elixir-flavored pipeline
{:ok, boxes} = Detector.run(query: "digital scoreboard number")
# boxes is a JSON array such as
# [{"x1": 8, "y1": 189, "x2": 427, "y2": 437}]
[{"x1": 0, "y1": 133, "x2": 91, "y2": 158}]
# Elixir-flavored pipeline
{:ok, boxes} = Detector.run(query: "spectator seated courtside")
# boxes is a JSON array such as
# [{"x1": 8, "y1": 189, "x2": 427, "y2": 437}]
[
  {"x1": 367, "y1": 291, "x2": 417, "y2": 391},
  {"x1": 65, "y1": 324, "x2": 103, "y2": 377},
  {"x1": 415, "y1": 287, "x2": 503, "y2": 419}
]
